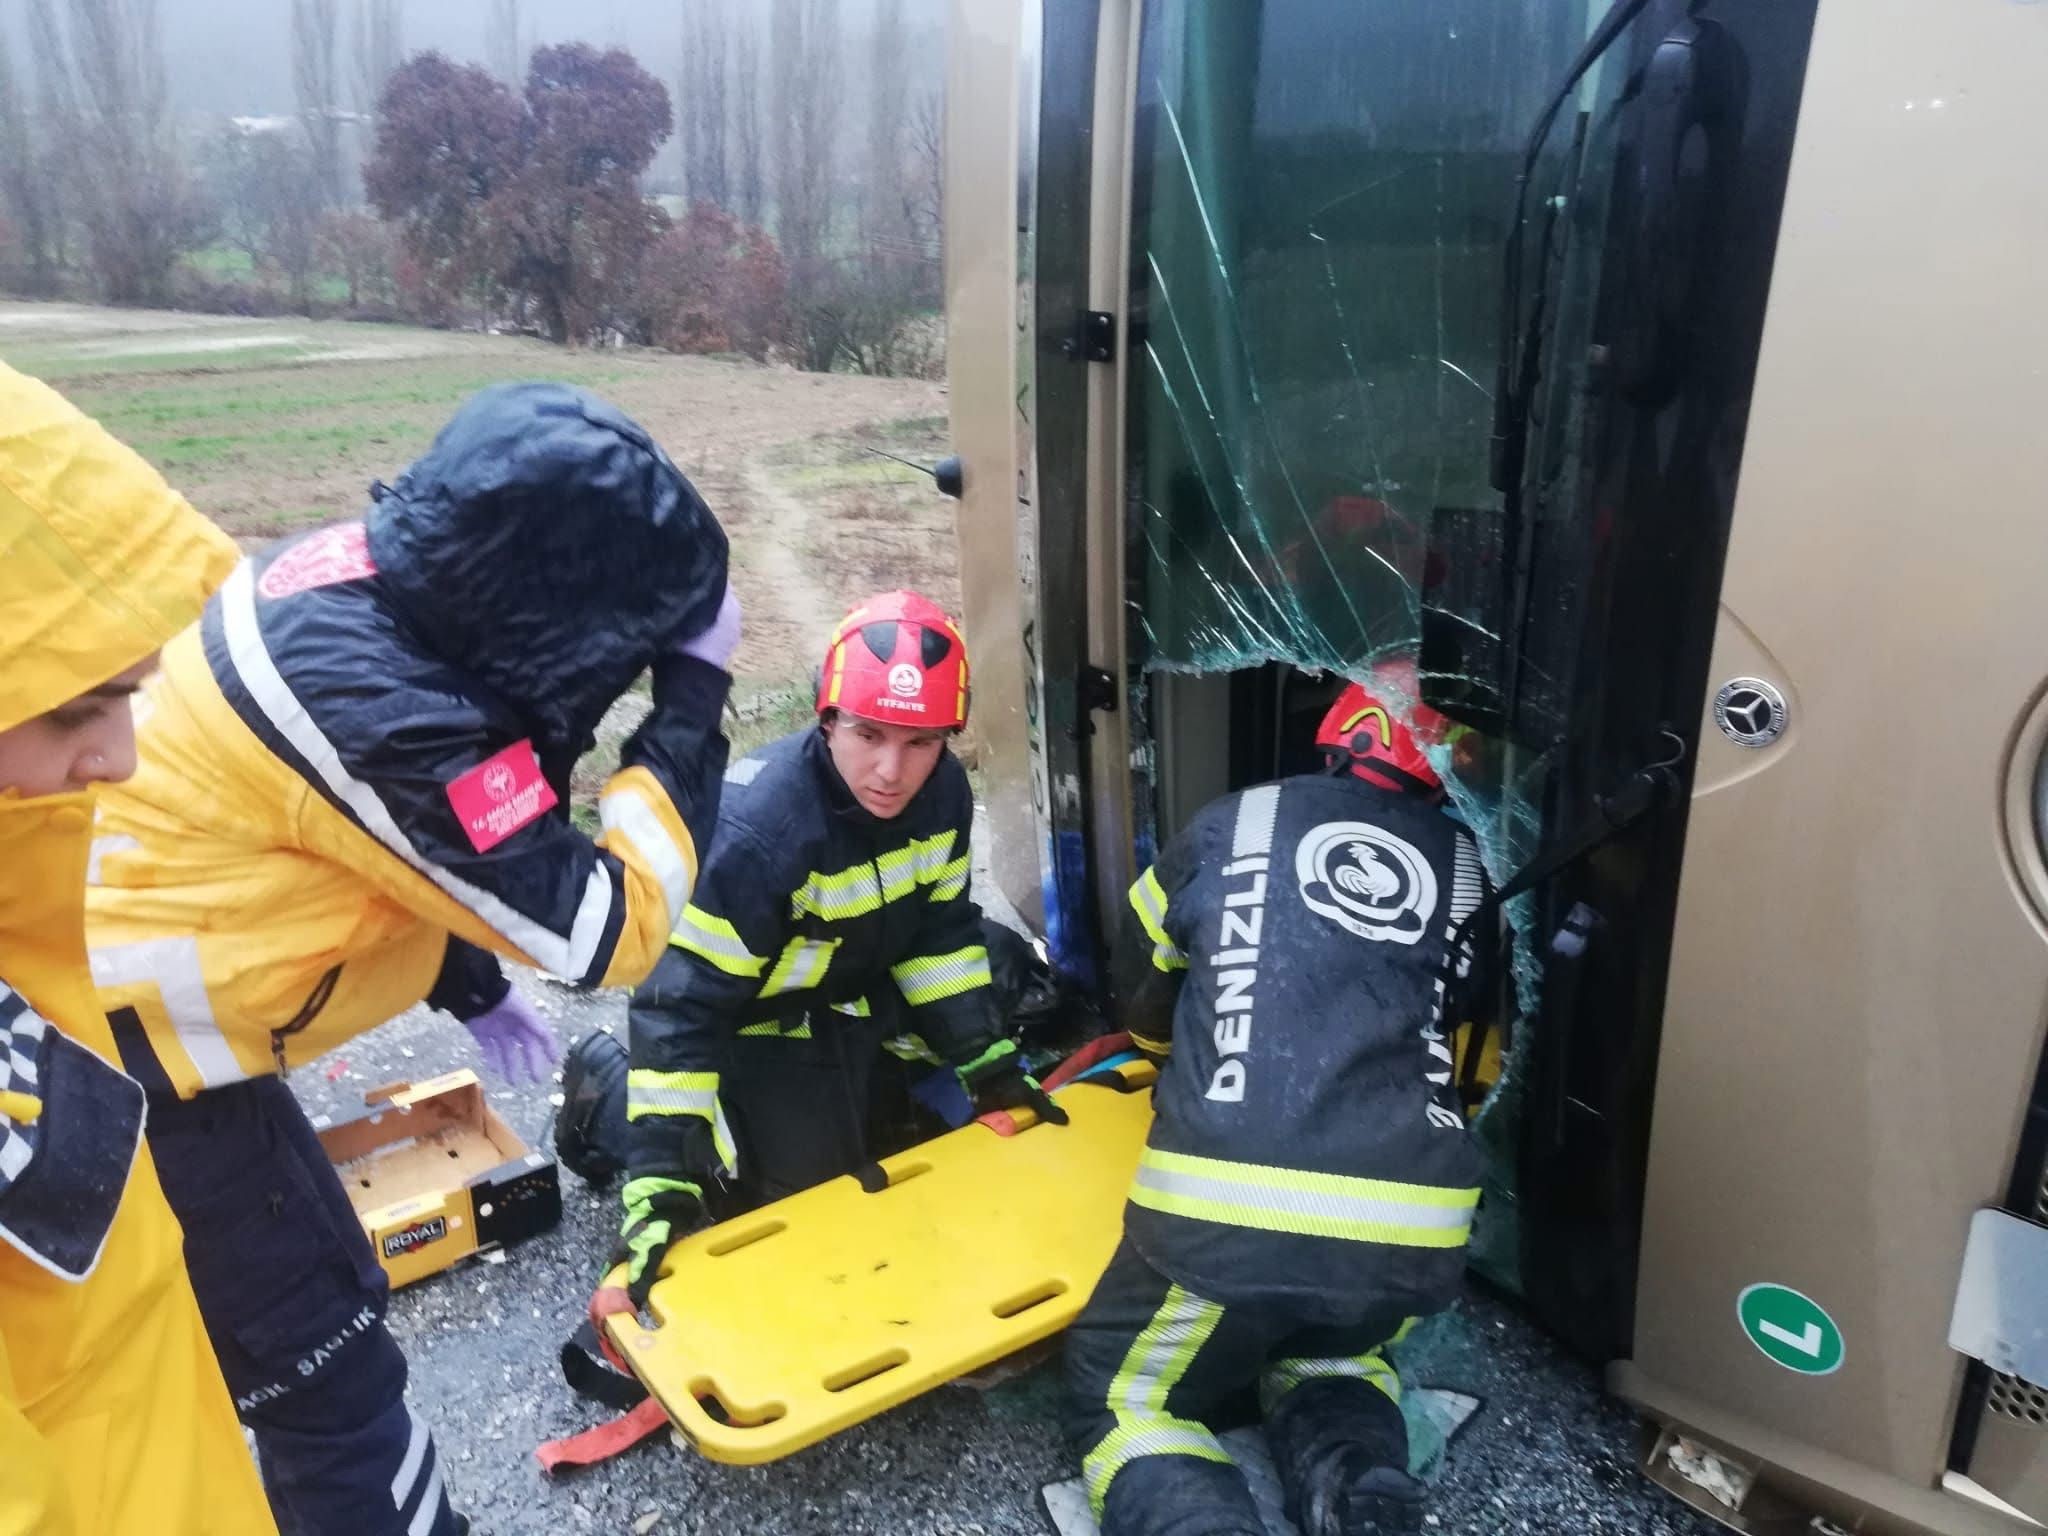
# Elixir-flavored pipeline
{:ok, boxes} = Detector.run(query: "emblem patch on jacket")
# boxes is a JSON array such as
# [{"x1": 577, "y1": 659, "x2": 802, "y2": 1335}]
[
  {"x1": 1294, "y1": 821, "x2": 1437, "y2": 944},
  {"x1": 447, "y1": 741, "x2": 559, "y2": 853},
  {"x1": 257, "y1": 522, "x2": 378, "y2": 600}
]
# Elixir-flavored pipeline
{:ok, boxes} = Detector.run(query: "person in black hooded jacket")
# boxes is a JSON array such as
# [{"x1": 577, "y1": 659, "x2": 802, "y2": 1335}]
[{"x1": 84, "y1": 383, "x2": 734, "y2": 1536}]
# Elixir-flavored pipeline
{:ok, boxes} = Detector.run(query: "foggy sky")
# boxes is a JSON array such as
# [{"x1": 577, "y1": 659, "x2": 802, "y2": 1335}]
[{"x1": 5, "y1": 0, "x2": 945, "y2": 121}]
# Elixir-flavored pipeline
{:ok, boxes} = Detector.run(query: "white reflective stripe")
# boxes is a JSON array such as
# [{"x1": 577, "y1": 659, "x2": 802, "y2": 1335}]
[
  {"x1": 1231, "y1": 783, "x2": 1280, "y2": 859},
  {"x1": 89, "y1": 936, "x2": 244, "y2": 1089},
  {"x1": 629, "y1": 1085, "x2": 718, "y2": 1115},
  {"x1": 0, "y1": 1131, "x2": 30, "y2": 1183},
  {"x1": 1131, "y1": 1160, "x2": 1475, "y2": 1235},
  {"x1": 221, "y1": 562, "x2": 614, "y2": 981},
  {"x1": 390, "y1": 1405, "x2": 429, "y2": 1507},
  {"x1": 1118, "y1": 1286, "x2": 1217, "y2": 1416},
  {"x1": 85, "y1": 833, "x2": 139, "y2": 886},
  {"x1": 408, "y1": 1453, "x2": 445, "y2": 1536},
  {"x1": 761, "y1": 938, "x2": 836, "y2": 997},
  {"x1": 600, "y1": 785, "x2": 693, "y2": 928}
]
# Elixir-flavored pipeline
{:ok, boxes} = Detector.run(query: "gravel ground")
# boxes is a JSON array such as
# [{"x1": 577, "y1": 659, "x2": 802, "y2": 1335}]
[{"x1": 282, "y1": 852, "x2": 1725, "y2": 1536}]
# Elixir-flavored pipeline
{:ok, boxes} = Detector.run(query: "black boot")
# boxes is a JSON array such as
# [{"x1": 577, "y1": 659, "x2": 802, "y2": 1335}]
[
  {"x1": 553, "y1": 1030, "x2": 633, "y2": 1188},
  {"x1": 1266, "y1": 1380, "x2": 1424, "y2": 1536}
]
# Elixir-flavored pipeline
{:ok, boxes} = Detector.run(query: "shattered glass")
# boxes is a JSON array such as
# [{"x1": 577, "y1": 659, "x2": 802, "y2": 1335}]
[{"x1": 1124, "y1": 0, "x2": 1621, "y2": 1282}]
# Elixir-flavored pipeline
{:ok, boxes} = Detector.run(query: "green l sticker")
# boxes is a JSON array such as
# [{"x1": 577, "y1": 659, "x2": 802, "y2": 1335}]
[{"x1": 1737, "y1": 1283, "x2": 1845, "y2": 1375}]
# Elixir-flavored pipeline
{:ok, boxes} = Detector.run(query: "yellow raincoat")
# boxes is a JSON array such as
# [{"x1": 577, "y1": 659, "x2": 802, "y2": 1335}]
[{"x1": 0, "y1": 363, "x2": 276, "y2": 1535}]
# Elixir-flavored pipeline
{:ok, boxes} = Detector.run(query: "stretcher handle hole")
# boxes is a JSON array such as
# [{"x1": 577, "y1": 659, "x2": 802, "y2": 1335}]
[
  {"x1": 706, "y1": 1218, "x2": 787, "y2": 1257},
  {"x1": 882, "y1": 1160, "x2": 932, "y2": 1188},
  {"x1": 823, "y1": 1348, "x2": 909, "y2": 1393},
  {"x1": 688, "y1": 1378, "x2": 786, "y2": 1427},
  {"x1": 991, "y1": 1279, "x2": 1068, "y2": 1319}
]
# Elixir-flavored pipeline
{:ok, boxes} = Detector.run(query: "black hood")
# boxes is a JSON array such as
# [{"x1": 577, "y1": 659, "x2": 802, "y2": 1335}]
[{"x1": 365, "y1": 382, "x2": 728, "y2": 758}]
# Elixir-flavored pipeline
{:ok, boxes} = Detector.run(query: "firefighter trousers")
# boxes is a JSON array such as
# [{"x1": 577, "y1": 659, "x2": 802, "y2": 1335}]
[
  {"x1": 715, "y1": 1012, "x2": 931, "y2": 1207},
  {"x1": 145, "y1": 1077, "x2": 463, "y2": 1536},
  {"x1": 1065, "y1": 1238, "x2": 1418, "y2": 1536}
]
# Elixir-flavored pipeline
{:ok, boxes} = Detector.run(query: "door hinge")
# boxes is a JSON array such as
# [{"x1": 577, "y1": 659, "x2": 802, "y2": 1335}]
[{"x1": 1062, "y1": 310, "x2": 1116, "y2": 364}]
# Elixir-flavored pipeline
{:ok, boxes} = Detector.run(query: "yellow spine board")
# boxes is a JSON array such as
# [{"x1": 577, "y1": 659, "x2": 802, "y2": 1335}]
[{"x1": 605, "y1": 1065, "x2": 1157, "y2": 1464}]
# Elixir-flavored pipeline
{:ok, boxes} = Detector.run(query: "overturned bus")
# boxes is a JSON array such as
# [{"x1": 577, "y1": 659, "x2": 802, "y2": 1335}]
[{"x1": 941, "y1": 0, "x2": 2048, "y2": 1531}]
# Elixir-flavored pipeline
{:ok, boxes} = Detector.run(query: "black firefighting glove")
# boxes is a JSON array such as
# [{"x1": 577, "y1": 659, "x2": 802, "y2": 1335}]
[
  {"x1": 955, "y1": 1038, "x2": 1069, "y2": 1127},
  {"x1": 615, "y1": 1175, "x2": 706, "y2": 1308}
]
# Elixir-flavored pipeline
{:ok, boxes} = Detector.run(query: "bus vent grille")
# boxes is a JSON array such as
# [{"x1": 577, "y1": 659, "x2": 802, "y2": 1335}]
[{"x1": 1987, "y1": 1373, "x2": 2048, "y2": 1425}]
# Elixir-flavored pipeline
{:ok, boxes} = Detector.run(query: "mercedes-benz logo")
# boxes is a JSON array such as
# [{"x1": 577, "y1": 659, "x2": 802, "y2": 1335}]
[{"x1": 1713, "y1": 677, "x2": 1788, "y2": 748}]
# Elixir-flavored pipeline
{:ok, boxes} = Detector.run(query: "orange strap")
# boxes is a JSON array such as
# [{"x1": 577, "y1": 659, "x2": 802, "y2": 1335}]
[{"x1": 535, "y1": 1398, "x2": 670, "y2": 1473}]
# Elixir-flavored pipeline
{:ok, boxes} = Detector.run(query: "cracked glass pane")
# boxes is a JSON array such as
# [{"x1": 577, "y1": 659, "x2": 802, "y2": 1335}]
[{"x1": 1126, "y1": 0, "x2": 1618, "y2": 1283}]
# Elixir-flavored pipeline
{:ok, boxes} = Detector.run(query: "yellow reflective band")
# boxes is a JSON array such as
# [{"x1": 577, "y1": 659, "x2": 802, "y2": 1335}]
[
  {"x1": 737, "y1": 1018, "x2": 814, "y2": 1039},
  {"x1": 830, "y1": 996, "x2": 872, "y2": 1017},
  {"x1": 1087, "y1": 1284, "x2": 1230, "y2": 1513},
  {"x1": 1128, "y1": 867, "x2": 1187, "y2": 972},
  {"x1": 670, "y1": 905, "x2": 767, "y2": 978},
  {"x1": 792, "y1": 862, "x2": 884, "y2": 921},
  {"x1": 760, "y1": 937, "x2": 839, "y2": 998},
  {"x1": 625, "y1": 1070, "x2": 736, "y2": 1172},
  {"x1": 929, "y1": 853, "x2": 971, "y2": 903},
  {"x1": 791, "y1": 833, "x2": 963, "y2": 922},
  {"x1": 891, "y1": 945, "x2": 993, "y2": 1007},
  {"x1": 1128, "y1": 1030, "x2": 1173, "y2": 1058},
  {"x1": 1128, "y1": 1148, "x2": 1478, "y2": 1248},
  {"x1": 1260, "y1": 1349, "x2": 1401, "y2": 1414}
]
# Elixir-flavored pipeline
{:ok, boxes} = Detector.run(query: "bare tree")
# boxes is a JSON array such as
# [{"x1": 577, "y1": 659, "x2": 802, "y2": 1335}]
[
  {"x1": 770, "y1": 0, "x2": 839, "y2": 270},
  {"x1": 678, "y1": 0, "x2": 729, "y2": 209},
  {"x1": 0, "y1": 26, "x2": 59, "y2": 290},
  {"x1": 486, "y1": 0, "x2": 524, "y2": 87},
  {"x1": 729, "y1": 12, "x2": 763, "y2": 225},
  {"x1": 293, "y1": 0, "x2": 345, "y2": 207},
  {"x1": 861, "y1": 0, "x2": 907, "y2": 249},
  {"x1": 64, "y1": 0, "x2": 204, "y2": 304},
  {"x1": 908, "y1": 85, "x2": 943, "y2": 266},
  {"x1": 353, "y1": 0, "x2": 404, "y2": 118},
  {"x1": 23, "y1": 0, "x2": 77, "y2": 269}
]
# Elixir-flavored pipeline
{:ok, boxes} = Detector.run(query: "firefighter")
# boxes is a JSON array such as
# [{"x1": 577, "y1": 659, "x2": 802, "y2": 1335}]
[
  {"x1": 560, "y1": 590, "x2": 1065, "y2": 1308},
  {"x1": 1065, "y1": 667, "x2": 1489, "y2": 1536},
  {"x1": 0, "y1": 363, "x2": 275, "y2": 1535},
  {"x1": 82, "y1": 382, "x2": 735, "y2": 1536}
]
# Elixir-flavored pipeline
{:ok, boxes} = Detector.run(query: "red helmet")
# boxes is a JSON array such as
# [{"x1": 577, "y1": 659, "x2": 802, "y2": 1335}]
[
  {"x1": 1315, "y1": 659, "x2": 1452, "y2": 798},
  {"x1": 817, "y1": 590, "x2": 970, "y2": 730}
]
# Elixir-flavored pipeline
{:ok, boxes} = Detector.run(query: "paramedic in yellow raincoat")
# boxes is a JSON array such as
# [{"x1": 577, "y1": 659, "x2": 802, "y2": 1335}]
[
  {"x1": 0, "y1": 362, "x2": 275, "y2": 1535},
  {"x1": 85, "y1": 381, "x2": 735, "y2": 1536}
]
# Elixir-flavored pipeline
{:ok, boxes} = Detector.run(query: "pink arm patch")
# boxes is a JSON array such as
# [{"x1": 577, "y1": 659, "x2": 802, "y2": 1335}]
[
  {"x1": 446, "y1": 741, "x2": 561, "y2": 853},
  {"x1": 258, "y1": 522, "x2": 378, "y2": 599}
]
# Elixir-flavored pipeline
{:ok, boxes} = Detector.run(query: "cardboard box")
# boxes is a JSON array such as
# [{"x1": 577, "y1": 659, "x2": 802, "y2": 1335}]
[{"x1": 314, "y1": 1070, "x2": 561, "y2": 1289}]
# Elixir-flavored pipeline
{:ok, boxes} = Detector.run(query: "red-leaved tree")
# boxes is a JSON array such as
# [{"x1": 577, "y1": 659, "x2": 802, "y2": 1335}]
[
  {"x1": 365, "y1": 43, "x2": 671, "y2": 342},
  {"x1": 634, "y1": 201, "x2": 790, "y2": 360},
  {"x1": 492, "y1": 42, "x2": 671, "y2": 344},
  {"x1": 363, "y1": 52, "x2": 523, "y2": 323}
]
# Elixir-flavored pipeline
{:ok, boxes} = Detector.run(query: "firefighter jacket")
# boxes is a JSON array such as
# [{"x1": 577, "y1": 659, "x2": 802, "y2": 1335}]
[
  {"x1": 626, "y1": 725, "x2": 995, "y2": 1183},
  {"x1": 85, "y1": 383, "x2": 731, "y2": 1099},
  {"x1": 1115, "y1": 772, "x2": 1489, "y2": 1324},
  {"x1": 0, "y1": 363, "x2": 275, "y2": 1534}
]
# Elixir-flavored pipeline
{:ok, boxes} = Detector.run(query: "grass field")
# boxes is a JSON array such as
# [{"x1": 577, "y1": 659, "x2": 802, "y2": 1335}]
[{"x1": 0, "y1": 299, "x2": 959, "y2": 808}]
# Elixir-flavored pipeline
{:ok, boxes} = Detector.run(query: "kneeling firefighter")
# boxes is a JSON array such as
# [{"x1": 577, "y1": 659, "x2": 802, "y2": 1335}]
[
  {"x1": 0, "y1": 364, "x2": 275, "y2": 1535},
  {"x1": 558, "y1": 590, "x2": 1066, "y2": 1308},
  {"x1": 1066, "y1": 667, "x2": 1490, "y2": 1536},
  {"x1": 85, "y1": 383, "x2": 736, "y2": 1536}
]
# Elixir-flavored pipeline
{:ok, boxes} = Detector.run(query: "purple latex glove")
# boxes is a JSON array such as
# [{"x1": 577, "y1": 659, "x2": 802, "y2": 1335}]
[
  {"x1": 677, "y1": 583, "x2": 742, "y2": 671},
  {"x1": 461, "y1": 991, "x2": 562, "y2": 1086}
]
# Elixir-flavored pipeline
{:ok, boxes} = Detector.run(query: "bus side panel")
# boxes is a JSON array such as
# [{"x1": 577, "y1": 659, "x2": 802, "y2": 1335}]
[{"x1": 1625, "y1": 0, "x2": 2048, "y2": 1523}]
